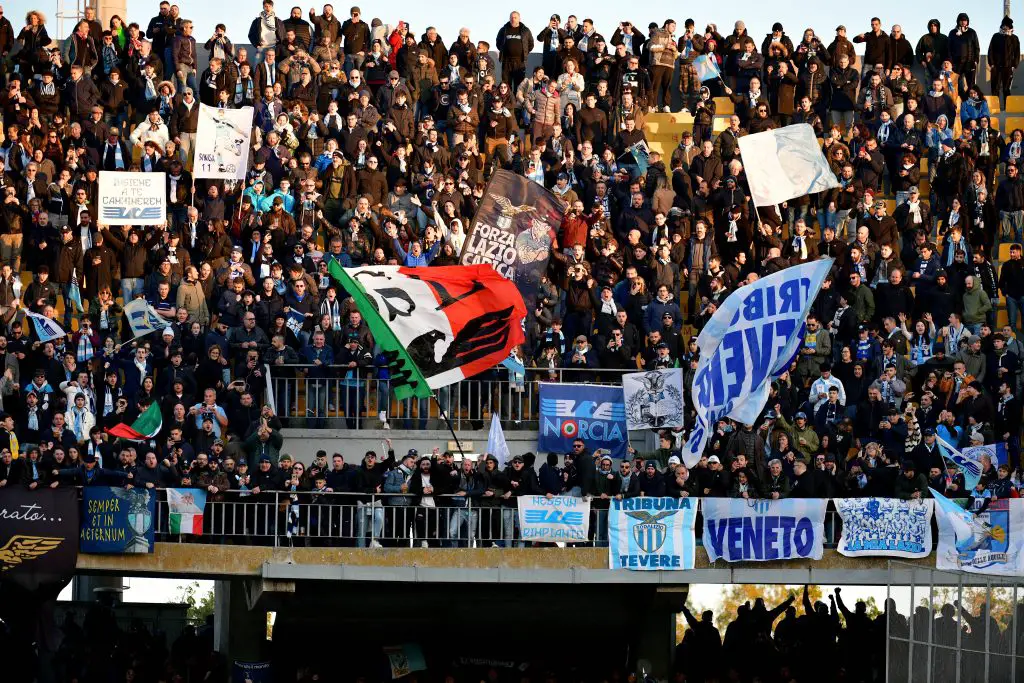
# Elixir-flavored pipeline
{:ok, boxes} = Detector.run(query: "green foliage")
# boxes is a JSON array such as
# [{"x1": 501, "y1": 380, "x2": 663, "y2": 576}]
[{"x1": 176, "y1": 581, "x2": 215, "y2": 623}]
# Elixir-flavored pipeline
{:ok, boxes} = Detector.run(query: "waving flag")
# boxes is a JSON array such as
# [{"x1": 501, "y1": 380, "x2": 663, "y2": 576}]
[
  {"x1": 106, "y1": 402, "x2": 163, "y2": 440},
  {"x1": 932, "y1": 487, "x2": 1024, "y2": 576},
  {"x1": 487, "y1": 413, "x2": 511, "y2": 467},
  {"x1": 329, "y1": 263, "x2": 526, "y2": 400},
  {"x1": 25, "y1": 311, "x2": 66, "y2": 342},
  {"x1": 68, "y1": 268, "x2": 83, "y2": 314},
  {"x1": 682, "y1": 259, "x2": 833, "y2": 466},
  {"x1": 694, "y1": 55, "x2": 721, "y2": 82},
  {"x1": 936, "y1": 435, "x2": 984, "y2": 492},
  {"x1": 167, "y1": 488, "x2": 207, "y2": 535},
  {"x1": 738, "y1": 124, "x2": 840, "y2": 207},
  {"x1": 124, "y1": 298, "x2": 169, "y2": 339}
]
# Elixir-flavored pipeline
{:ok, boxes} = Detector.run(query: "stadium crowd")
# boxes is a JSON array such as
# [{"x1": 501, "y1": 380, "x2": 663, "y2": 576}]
[{"x1": 0, "y1": 4, "x2": 1022, "y2": 520}]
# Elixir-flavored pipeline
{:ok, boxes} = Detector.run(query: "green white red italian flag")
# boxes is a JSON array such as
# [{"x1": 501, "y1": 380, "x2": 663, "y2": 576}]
[
  {"x1": 106, "y1": 402, "x2": 163, "y2": 440},
  {"x1": 167, "y1": 488, "x2": 207, "y2": 535},
  {"x1": 328, "y1": 263, "x2": 527, "y2": 400}
]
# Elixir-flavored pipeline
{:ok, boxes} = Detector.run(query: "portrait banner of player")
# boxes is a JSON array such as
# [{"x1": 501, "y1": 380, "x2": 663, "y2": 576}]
[
  {"x1": 459, "y1": 170, "x2": 564, "y2": 313},
  {"x1": 194, "y1": 104, "x2": 255, "y2": 179}
]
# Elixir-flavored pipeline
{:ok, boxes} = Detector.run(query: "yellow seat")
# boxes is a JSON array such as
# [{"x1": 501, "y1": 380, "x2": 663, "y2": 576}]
[
  {"x1": 1000, "y1": 243, "x2": 1018, "y2": 261},
  {"x1": 1007, "y1": 96, "x2": 1024, "y2": 113},
  {"x1": 1005, "y1": 117, "x2": 1024, "y2": 134},
  {"x1": 713, "y1": 97, "x2": 734, "y2": 115},
  {"x1": 884, "y1": 199, "x2": 896, "y2": 215},
  {"x1": 998, "y1": 309, "x2": 1010, "y2": 327},
  {"x1": 712, "y1": 116, "x2": 730, "y2": 133},
  {"x1": 920, "y1": 158, "x2": 928, "y2": 172},
  {"x1": 987, "y1": 96, "x2": 1002, "y2": 114}
]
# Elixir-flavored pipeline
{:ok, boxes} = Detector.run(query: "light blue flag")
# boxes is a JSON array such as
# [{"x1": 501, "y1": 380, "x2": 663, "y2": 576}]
[
  {"x1": 123, "y1": 298, "x2": 168, "y2": 339},
  {"x1": 694, "y1": 55, "x2": 721, "y2": 82},
  {"x1": 25, "y1": 311, "x2": 66, "y2": 342},
  {"x1": 930, "y1": 487, "x2": 987, "y2": 554},
  {"x1": 936, "y1": 435, "x2": 983, "y2": 492},
  {"x1": 68, "y1": 268, "x2": 84, "y2": 314}
]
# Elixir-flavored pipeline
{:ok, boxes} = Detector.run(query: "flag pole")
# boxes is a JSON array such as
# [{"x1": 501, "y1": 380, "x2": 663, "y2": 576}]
[{"x1": 432, "y1": 393, "x2": 466, "y2": 459}]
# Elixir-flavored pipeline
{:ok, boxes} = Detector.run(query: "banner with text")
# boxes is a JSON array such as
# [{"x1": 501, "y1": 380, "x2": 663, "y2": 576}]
[
  {"x1": 934, "y1": 489, "x2": 1024, "y2": 576},
  {"x1": 80, "y1": 487, "x2": 155, "y2": 554},
  {"x1": 834, "y1": 498, "x2": 934, "y2": 558},
  {"x1": 609, "y1": 497, "x2": 697, "y2": 570},
  {"x1": 232, "y1": 661, "x2": 272, "y2": 683},
  {"x1": 517, "y1": 495, "x2": 590, "y2": 542},
  {"x1": 195, "y1": 104, "x2": 254, "y2": 180},
  {"x1": 459, "y1": 170, "x2": 563, "y2": 313},
  {"x1": 702, "y1": 498, "x2": 827, "y2": 563},
  {"x1": 682, "y1": 259, "x2": 833, "y2": 467},
  {"x1": 98, "y1": 171, "x2": 166, "y2": 225},
  {"x1": 0, "y1": 488, "x2": 79, "y2": 594},
  {"x1": 538, "y1": 383, "x2": 628, "y2": 458}
]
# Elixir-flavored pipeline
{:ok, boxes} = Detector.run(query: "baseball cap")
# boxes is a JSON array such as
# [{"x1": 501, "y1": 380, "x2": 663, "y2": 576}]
[
  {"x1": 795, "y1": 411, "x2": 807, "y2": 420},
  {"x1": 668, "y1": 455, "x2": 681, "y2": 466},
  {"x1": 707, "y1": 455, "x2": 721, "y2": 464}
]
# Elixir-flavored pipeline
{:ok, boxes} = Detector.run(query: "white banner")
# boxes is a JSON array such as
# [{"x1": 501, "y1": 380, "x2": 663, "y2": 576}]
[
  {"x1": 737, "y1": 123, "x2": 840, "y2": 207},
  {"x1": 834, "y1": 498, "x2": 934, "y2": 558},
  {"x1": 98, "y1": 171, "x2": 166, "y2": 225},
  {"x1": 517, "y1": 495, "x2": 590, "y2": 543},
  {"x1": 934, "y1": 489, "x2": 1024, "y2": 576},
  {"x1": 702, "y1": 498, "x2": 827, "y2": 562},
  {"x1": 623, "y1": 369, "x2": 684, "y2": 430},
  {"x1": 194, "y1": 104, "x2": 254, "y2": 179},
  {"x1": 682, "y1": 259, "x2": 833, "y2": 466}
]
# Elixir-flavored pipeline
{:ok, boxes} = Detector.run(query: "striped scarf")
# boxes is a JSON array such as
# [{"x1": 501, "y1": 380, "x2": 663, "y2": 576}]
[{"x1": 76, "y1": 333, "x2": 94, "y2": 363}]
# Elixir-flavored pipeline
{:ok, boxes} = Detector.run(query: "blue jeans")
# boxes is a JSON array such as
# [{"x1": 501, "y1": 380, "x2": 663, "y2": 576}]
[
  {"x1": 447, "y1": 506, "x2": 478, "y2": 547},
  {"x1": 59, "y1": 283, "x2": 76, "y2": 328},
  {"x1": 1008, "y1": 295, "x2": 1024, "y2": 332},
  {"x1": 356, "y1": 501, "x2": 384, "y2": 547},
  {"x1": 306, "y1": 378, "x2": 330, "y2": 428},
  {"x1": 121, "y1": 277, "x2": 144, "y2": 304},
  {"x1": 1000, "y1": 210, "x2": 1024, "y2": 244}
]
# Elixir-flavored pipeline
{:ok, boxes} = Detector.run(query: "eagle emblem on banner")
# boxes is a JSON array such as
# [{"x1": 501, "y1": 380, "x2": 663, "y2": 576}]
[{"x1": 0, "y1": 535, "x2": 64, "y2": 571}]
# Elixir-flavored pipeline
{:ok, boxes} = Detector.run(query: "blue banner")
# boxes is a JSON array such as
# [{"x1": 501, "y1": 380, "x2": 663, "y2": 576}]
[
  {"x1": 608, "y1": 497, "x2": 697, "y2": 570},
  {"x1": 80, "y1": 487, "x2": 155, "y2": 554},
  {"x1": 932, "y1": 488, "x2": 1024, "y2": 576},
  {"x1": 538, "y1": 383, "x2": 628, "y2": 458},
  {"x1": 702, "y1": 498, "x2": 827, "y2": 562},
  {"x1": 233, "y1": 661, "x2": 272, "y2": 683}
]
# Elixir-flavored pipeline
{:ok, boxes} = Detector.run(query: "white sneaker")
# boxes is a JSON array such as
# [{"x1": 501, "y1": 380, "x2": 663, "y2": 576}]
[
  {"x1": 662, "y1": 106, "x2": 671, "y2": 113},
  {"x1": 370, "y1": 540, "x2": 383, "y2": 548},
  {"x1": 490, "y1": 542, "x2": 500, "y2": 548},
  {"x1": 681, "y1": 107, "x2": 691, "y2": 115},
  {"x1": 648, "y1": 106, "x2": 656, "y2": 114},
  {"x1": 420, "y1": 540, "x2": 429, "y2": 548}
]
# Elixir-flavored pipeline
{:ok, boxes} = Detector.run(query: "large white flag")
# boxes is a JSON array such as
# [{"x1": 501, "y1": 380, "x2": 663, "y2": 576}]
[
  {"x1": 124, "y1": 298, "x2": 169, "y2": 339},
  {"x1": 25, "y1": 311, "x2": 66, "y2": 342},
  {"x1": 682, "y1": 259, "x2": 833, "y2": 466},
  {"x1": 487, "y1": 412, "x2": 511, "y2": 467},
  {"x1": 737, "y1": 124, "x2": 839, "y2": 207},
  {"x1": 194, "y1": 104, "x2": 253, "y2": 179}
]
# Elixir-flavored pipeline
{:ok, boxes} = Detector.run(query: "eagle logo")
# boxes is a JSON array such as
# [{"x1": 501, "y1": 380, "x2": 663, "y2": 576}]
[
  {"x1": 0, "y1": 535, "x2": 64, "y2": 571},
  {"x1": 489, "y1": 194, "x2": 536, "y2": 218},
  {"x1": 625, "y1": 510, "x2": 678, "y2": 553}
]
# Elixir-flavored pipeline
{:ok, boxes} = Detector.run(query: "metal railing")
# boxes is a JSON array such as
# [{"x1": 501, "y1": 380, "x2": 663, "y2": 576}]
[
  {"x1": 146, "y1": 490, "x2": 849, "y2": 549},
  {"x1": 266, "y1": 367, "x2": 634, "y2": 430},
  {"x1": 886, "y1": 561, "x2": 1024, "y2": 683}
]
